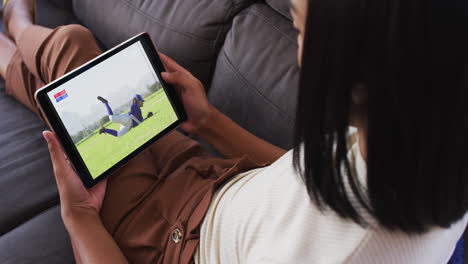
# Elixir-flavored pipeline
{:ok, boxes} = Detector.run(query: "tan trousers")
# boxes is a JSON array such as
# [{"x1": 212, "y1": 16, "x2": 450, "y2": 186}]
[{"x1": 5, "y1": 24, "x2": 262, "y2": 263}]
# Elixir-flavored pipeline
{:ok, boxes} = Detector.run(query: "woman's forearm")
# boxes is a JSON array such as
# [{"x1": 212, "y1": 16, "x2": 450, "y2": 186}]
[
  {"x1": 64, "y1": 210, "x2": 128, "y2": 264},
  {"x1": 197, "y1": 107, "x2": 287, "y2": 164},
  {"x1": 71, "y1": 238, "x2": 83, "y2": 264}
]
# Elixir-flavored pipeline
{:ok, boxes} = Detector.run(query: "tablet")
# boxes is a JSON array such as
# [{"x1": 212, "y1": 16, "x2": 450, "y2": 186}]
[{"x1": 35, "y1": 33, "x2": 186, "y2": 188}]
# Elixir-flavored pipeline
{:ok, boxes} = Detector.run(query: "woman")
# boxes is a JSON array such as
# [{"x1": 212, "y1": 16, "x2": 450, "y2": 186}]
[{"x1": 1, "y1": 0, "x2": 467, "y2": 263}]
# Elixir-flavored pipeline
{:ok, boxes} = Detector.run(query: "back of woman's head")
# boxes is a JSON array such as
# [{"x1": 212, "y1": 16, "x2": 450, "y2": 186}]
[{"x1": 293, "y1": 0, "x2": 468, "y2": 233}]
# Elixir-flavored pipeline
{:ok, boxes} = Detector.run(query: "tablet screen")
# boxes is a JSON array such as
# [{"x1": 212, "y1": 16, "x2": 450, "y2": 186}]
[{"x1": 46, "y1": 41, "x2": 179, "y2": 179}]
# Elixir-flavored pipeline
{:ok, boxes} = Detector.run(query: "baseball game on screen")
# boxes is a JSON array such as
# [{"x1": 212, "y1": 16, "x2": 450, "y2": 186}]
[{"x1": 47, "y1": 42, "x2": 179, "y2": 178}]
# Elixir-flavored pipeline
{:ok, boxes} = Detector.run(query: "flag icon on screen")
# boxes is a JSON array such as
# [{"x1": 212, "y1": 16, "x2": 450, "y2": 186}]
[{"x1": 54, "y1": 90, "x2": 68, "y2": 102}]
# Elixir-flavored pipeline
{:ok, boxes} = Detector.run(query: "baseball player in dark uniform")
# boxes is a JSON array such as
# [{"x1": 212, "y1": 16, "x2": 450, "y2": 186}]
[{"x1": 97, "y1": 94, "x2": 152, "y2": 137}]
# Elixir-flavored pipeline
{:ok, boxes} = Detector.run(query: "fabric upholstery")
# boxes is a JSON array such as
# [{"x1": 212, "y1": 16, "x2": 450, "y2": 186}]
[
  {"x1": 72, "y1": 0, "x2": 256, "y2": 88},
  {"x1": 0, "y1": 82, "x2": 58, "y2": 235},
  {"x1": 0, "y1": 206, "x2": 73, "y2": 264},
  {"x1": 37, "y1": 0, "x2": 78, "y2": 28},
  {"x1": 39, "y1": 0, "x2": 74, "y2": 15},
  {"x1": 0, "y1": 0, "x2": 466, "y2": 263},
  {"x1": 208, "y1": 4, "x2": 300, "y2": 149},
  {"x1": 265, "y1": 0, "x2": 292, "y2": 20},
  {"x1": 0, "y1": 0, "x2": 77, "y2": 262},
  {"x1": 0, "y1": 81, "x2": 73, "y2": 263},
  {"x1": 0, "y1": 0, "x2": 78, "y2": 233}
]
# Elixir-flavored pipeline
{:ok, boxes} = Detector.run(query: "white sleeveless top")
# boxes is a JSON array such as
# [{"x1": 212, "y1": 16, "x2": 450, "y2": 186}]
[{"x1": 194, "y1": 129, "x2": 468, "y2": 263}]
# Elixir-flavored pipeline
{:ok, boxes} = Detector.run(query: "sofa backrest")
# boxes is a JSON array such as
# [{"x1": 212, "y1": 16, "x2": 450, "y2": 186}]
[
  {"x1": 266, "y1": 0, "x2": 293, "y2": 20},
  {"x1": 72, "y1": 0, "x2": 300, "y2": 150},
  {"x1": 208, "y1": 3, "x2": 299, "y2": 149},
  {"x1": 72, "y1": 0, "x2": 256, "y2": 88}
]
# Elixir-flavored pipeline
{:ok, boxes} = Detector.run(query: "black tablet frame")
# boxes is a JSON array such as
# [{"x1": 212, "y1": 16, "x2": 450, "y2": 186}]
[{"x1": 35, "y1": 33, "x2": 187, "y2": 188}]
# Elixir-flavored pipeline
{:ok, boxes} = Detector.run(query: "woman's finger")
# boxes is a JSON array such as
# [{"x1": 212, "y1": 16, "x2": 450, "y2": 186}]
[
  {"x1": 43, "y1": 131, "x2": 72, "y2": 186},
  {"x1": 159, "y1": 52, "x2": 187, "y2": 73},
  {"x1": 43, "y1": 131, "x2": 67, "y2": 169},
  {"x1": 44, "y1": 130, "x2": 88, "y2": 198},
  {"x1": 161, "y1": 71, "x2": 190, "y2": 92}
]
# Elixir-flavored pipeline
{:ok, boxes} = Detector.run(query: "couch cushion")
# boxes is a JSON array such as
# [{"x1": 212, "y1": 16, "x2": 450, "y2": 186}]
[
  {"x1": 0, "y1": 206, "x2": 73, "y2": 264},
  {"x1": 72, "y1": 0, "x2": 256, "y2": 88},
  {"x1": 266, "y1": 0, "x2": 292, "y2": 20},
  {"x1": 0, "y1": 0, "x2": 76, "y2": 260},
  {"x1": 208, "y1": 4, "x2": 300, "y2": 149},
  {"x1": 0, "y1": 0, "x2": 80, "y2": 235},
  {"x1": 0, "y1": 82, "x2": 60, "y2": 235}
]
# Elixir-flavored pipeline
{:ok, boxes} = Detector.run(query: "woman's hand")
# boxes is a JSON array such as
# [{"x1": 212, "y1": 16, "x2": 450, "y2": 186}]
[
  {"x1": 43, "y1": 131, "x2": 107, "y2": 225},
  {"x1": 159, "y1": 53, "x2": 286, "y2": 164},
  {"x1": 159, "y1": 53, "x2": 214, "y2": 135}
]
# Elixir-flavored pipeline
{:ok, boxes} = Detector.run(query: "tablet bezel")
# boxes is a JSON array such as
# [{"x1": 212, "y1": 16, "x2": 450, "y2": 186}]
[{"x1": 35, "y1": 33, "x2": 187, "y2": 188}]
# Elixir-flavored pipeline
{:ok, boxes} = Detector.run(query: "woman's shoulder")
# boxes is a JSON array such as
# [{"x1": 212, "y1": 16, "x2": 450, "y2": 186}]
[
  {"x1": 222, "y1": 149, "x2": 371, "y2": 263},
  {"x1": 226, "y1": 142, "x2": 466, "y2": 263}
]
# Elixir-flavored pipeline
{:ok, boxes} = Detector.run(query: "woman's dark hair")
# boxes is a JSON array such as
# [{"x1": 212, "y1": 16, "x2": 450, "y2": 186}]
[{"x1": 293, "y1": 0, "x2": 468, "y2": 233}]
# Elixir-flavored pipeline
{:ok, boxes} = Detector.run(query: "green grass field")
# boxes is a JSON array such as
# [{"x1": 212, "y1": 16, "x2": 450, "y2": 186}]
[{"x1": 75, "y1": 89, "x2": 178, "y2": 178}]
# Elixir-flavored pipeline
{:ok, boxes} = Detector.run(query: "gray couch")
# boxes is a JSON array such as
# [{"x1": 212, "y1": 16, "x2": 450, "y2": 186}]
[
  {"x1": 0, "y1": 0, "x2": 299, "y2": 262},
  {"x1": 1, "y1": 1, "x2": 465, "y2": 263}
]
